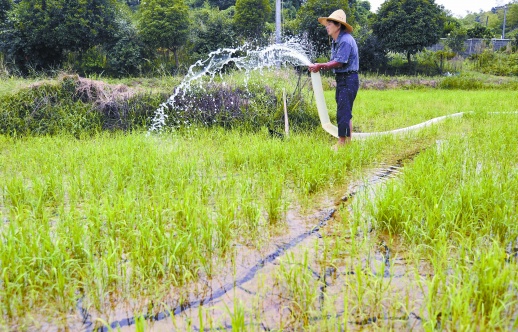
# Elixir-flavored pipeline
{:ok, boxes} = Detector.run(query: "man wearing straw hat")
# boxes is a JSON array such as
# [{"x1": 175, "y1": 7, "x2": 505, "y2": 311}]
[{"x1": 308, "y1": 9, "x2": 359, "y2": 149}]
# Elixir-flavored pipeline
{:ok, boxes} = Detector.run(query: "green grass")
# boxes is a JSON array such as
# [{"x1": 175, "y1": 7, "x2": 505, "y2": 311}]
[
  {"x1": 0, "y1": 128, "x2": 406, "y2": 327},
  {"x1": 0, "y1": 75, "x2": 517, "y2": 330},
  {"x1": 0, "y1": 77, "x2": 41, "y2": 97},
  {"x1": 324, "y1": 89, "x2": 518, "y2": 132},
  {"x1": 357, "y1": 113, "x2": 518, "y2": 329}
]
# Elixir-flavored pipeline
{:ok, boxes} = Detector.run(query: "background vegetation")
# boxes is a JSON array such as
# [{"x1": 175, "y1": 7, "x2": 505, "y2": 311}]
[{"x1": 1, "y1": 0, "x2": 517, "y2": 77}]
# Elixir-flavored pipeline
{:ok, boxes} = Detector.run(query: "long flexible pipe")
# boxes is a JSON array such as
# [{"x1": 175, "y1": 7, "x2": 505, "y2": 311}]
[{"x1": 310, "y1": 72, "x2": 518, "y2": 139}]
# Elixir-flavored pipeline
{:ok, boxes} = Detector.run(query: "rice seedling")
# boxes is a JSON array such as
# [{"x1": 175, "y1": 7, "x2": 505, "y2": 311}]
[
  {"x1": 0, "y1": 79, "x2": 517, "y2": 330},
  {"x1": 224, "y1": 297, "x2": 246, "y2": 331},
  {"x1": 361, "y1": 113, "x2": 518, "y2": 330}
]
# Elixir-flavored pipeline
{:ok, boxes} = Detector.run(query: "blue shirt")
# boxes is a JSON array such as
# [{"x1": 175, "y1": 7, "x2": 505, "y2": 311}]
[{"x1": 330, "y1": 31, "x2": 359, "y2": 73}]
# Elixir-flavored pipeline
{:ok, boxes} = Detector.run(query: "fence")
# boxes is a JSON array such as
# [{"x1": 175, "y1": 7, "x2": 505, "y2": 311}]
[{"x1": 428, "y1": 38, "x2": 512, "y2": 55}]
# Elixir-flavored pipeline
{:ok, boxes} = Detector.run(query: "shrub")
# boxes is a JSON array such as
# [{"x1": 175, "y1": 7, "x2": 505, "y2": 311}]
[
  {"x1": 470, "y1": 50, "x2": 518, "y2": 76},
  {"x1": 160, "y1": 80, "x2": 319, "y2": 133},
  {"x1": 439, "y1": 75, "x2": 484, "y2": 90},
  {"x1": 0, "y1": 75, "x2": 162, "y2": 137},
  {"x1": 0, "y1": 80, "x2": 101, "y2": 137},
  {"x1": 357, "y1": 28, "x2": 388, "y2": 73}
]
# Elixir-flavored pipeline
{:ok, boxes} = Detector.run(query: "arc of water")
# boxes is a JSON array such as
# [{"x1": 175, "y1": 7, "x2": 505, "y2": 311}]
[
  {"x1": 149, "y1": 42, "x2": 316, "y2": 133},
  {"x1": 149, "y1": 42, "x2": 517, "y2": 136}
]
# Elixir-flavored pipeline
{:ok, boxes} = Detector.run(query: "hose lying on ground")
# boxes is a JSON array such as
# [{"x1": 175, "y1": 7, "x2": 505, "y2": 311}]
[{"x1": 310, "y1": 72, "x2": 518, "y2": 139}]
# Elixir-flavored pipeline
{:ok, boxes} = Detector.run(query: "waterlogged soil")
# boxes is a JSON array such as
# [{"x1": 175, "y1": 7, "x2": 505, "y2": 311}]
[{"x1": 59, "y1": 160, "x2": 441, "y2": 332}]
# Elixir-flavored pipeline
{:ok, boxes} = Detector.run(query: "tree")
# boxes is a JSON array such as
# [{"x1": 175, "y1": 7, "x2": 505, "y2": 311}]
[
  {"x1": 138, "y1": 0, "x2": 189, "y2": 68},
  {"x1": 190, "y1": 6, "x2": 236, "y2": 57},
  {"x1": 445, "y1": 26, "x2": 467, "y2": 54},
  {"x1": 443, "y1": 14, "x2": 461, "y2": 37},
  {"x1": 372, "y1": 0, "x2": 445, "y2": 63},
  {"x1": 0, "y1": 0, "x2": 12, "y2": 24},
  {"x1": 0, "y1": 0, "x2": 11, "y2": 63},
  {"x1": 467, "y1": 24, "x2": 494, "y2": 39},
  {"x1": 349, "y1": 0, "x2": 372, "y2": 28},
  {"x1": 356, "y1": 27, "x2": 388, "y2": 72},
  {"x1": 189, "y1": 0, "x2": 235, "y2": 10},
  {"x1": 506, "y1": 3, "x2": 518, "y2": 32},
  {"x1": 106, "y1": 17, "x2": 145, "y2": 76},
  {"x1": 295, "y1": 0, "x2": 350, "y2": 57},
  {"x1": 123, "y1": 0, "x2": 140, "y2": 10},
  {"x1": 462, "y1": 11, "x2": 500, "y2": 36},
  {"x1": 233, "y1": 0, "x2": 271, "y2": 41},
  {"x1": 0, "y1": 0, "x2": 120, "y2": 72}
]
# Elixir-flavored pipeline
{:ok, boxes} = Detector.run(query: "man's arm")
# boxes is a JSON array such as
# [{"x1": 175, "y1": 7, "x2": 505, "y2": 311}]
[{"x1": 308, "y1": 60, "x2": 343, "y2": 73}]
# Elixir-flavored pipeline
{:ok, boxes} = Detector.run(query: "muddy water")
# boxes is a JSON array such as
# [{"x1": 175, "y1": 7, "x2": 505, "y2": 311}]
[{"x1": 70, "y1": 162, "x2": 436, "y2": 331}]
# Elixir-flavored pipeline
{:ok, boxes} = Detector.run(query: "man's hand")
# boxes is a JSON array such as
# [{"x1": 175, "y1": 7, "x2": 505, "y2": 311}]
[
  {"x1": 308, "y1": 63, "x2": 320, "y2": 73},
  {"x1": 309, "y1": 61, "x2": 343, "y2": 73}
]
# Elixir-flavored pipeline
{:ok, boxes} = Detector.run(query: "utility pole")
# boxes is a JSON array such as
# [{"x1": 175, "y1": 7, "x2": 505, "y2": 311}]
[
  {"x1": 503, "y1": 5, "x2": 507, "y2": 39},
  {"x1": 275, "y1": 0, "x2": 281, "y2": 68},
  {"x1": 275, "y1": 0, "x2": 281, "y2": 44},
  {"x1": 492, "y1": 5, "x2": 508, "y2": 39}
]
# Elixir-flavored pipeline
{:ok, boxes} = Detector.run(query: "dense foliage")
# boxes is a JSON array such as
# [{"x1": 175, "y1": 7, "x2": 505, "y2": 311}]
[
  {"x1": 138, "y1": 0, "x2": 190, "y2": 68},
  {"x1": 0, "y1": 0, "x2": 120, "y2": 73},
  {"x1": 294, "y1": 0, "x2": 350, "y2": 57},
  {"x1": 462, "y1": 2, "x2": 518, "y2": 39},
  {"x1": 189, "y1": 5, "x2": 237, "y2": 59},
  {"x1": 356, "y1": 27, "x2": 388, "y2": 72},
  {"x1": 0, "y1": 0, "x2": 11, "y2": 23},
  {"x1": 0, "y1": 76, "x2": 161, "y2": 136},
  {"x1": 445, "y1": 27, "x2": 468, "y2": 53},
  {"x1": 0, "y1": 0, "x2": 517, "y2": 76},
  {"x1": 372, "y1": 0, "x2": 445, "y2": 63},
  {"x1": 0, "y1": 73, "x2": 322, "y2": 137},
  {"x1": 233, "y1": 0, "x2": 271, "y2": 42}
]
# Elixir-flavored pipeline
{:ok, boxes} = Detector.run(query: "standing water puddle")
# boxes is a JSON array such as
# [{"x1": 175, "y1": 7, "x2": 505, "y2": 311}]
[{"x1": 72, "y1": 158, "x2": 435, "y2": 331}]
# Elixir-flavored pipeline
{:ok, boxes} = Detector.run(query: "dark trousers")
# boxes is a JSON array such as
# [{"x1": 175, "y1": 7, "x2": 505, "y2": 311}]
[{"x1": 335, "y1": 73, "x2": 359, "y2": 137}]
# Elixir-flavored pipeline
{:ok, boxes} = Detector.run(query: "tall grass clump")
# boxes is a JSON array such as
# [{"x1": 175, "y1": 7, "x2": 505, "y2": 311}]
[
  {"x1": 370, "y1": 114, "x2": 518, "y2": 247},
  {"x1": 365, "y1": 113, "x2": 518, "y2": 328},
  {"x1": 0, "y1": 75, "x2": 164, "y2": 137}
]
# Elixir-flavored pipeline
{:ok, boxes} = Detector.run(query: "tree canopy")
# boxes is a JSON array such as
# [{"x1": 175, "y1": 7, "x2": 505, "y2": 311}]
[
  {"x1": 372, "y1": 0, "x2": 445, "y2": 63},
  {"x1": 190, "y1": 5, "x2": 236, "y2": 56},
  {"x1": 466, "y1": 24, "x2": 494, "y2": 39},
  {"x1": 1, "y1": 0, "x2": 517, "y2": 77},
  {"x1": 0, "y1": 0, "x2": 12, "y2": 23},
  {"x1": 349, "y1": 0, "x2": 372, "y2": 28},
  {"x1": 0, "y1": 0, "x2": 120, "y2": 71},
  {"x1": 138, "y1": 0, "x2": 190, "y2": 67},
  {"x1": 233, "y1": 0, "x2": 271, "y2": 41},
  {"x1": 294, "y1": 0, "x2": 350, "y2": 58}
]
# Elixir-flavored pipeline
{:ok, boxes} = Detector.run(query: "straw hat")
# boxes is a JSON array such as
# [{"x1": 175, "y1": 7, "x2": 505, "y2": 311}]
[{"x1": 318, "y1": 9, "x2": 353, "y2": 33}]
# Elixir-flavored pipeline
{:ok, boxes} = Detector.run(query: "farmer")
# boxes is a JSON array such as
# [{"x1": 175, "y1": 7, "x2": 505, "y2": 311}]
[{"x1": 308, "y1": 9, "x2": 359, "y2": 149}]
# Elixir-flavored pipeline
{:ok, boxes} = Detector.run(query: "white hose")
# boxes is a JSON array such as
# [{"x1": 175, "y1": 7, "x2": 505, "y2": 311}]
[
  {"x1": 310, "y1": 72, "x2": 518, "y2": 139},
  {"x1": 310, "y1": 72, "x2": 339, "y2": 138}
]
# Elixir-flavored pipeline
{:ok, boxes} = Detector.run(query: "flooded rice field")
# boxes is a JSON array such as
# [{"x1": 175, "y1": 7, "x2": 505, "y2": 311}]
[
  {"x1": 2, "y1": 115, "x2": 517, "y2": 331},
  {"x1": 66, "y1": 162, "x2": 437, "y2": 331}
]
